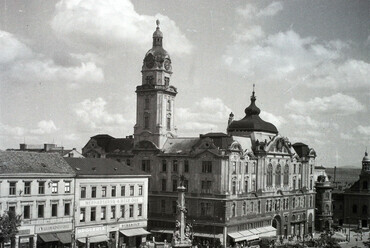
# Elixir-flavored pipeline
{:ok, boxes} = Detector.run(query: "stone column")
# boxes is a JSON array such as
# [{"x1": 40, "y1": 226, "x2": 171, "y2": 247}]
[
  {"x1": 33, "y1": 234, "x2": 37, "y2": 248},
  {"x1": 86, "y1": 236, "x2": 90, "y2": 248},
  {"x1": 115, "y1": 230, "x2": 119, "y2": 248}
]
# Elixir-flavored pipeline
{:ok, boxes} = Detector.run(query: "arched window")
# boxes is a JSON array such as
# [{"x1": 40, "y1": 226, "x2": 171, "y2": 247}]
[
  {"x1": 166, "y1": 114, "x2": 171, "y2": 130},
  {"x1": 232, "y1": 203, "x2": 236, "y2": 217},
  {"x1": 363, "y1": 181, "x2": 368, "y2": 190},
  {"x1": 299, "y1": 164, "x2": 302, "y2": 174},
  {"x1": 284, "y1": 164, "x2": 289, "y2": 186},
  {"x1": 167, "y1": 99, "x2": 171, "y2": 111},
  {"x1": 245, "y1": 180, "x2": 248, "y2": 193},
  {"x1": 258, "y1": 200, "x2": 261, "y2": 213},
  {"x1": 145, "y1": 97, "x2": 150, "y2": 109},
  {"x1": 267, "y1": 164, "x2": 273, "y2": 187},
  {"x1": 293, "y1": 178, "x2": 296, "y2": 190},
  {"x1": 232, "y1": 181, "x2": 236, "y2": 195},
  {"x1": 251, "y1": 201, "x2": 254, "y2": 212},
  {"x1": 325, "y1": 204, "x2": 330, "y2": 213},
  {"x1": 275, "y1": 164, "x2": 281, "y2": 187},
  {"x1": 353, "y1": 204, "x2": 357, "y2": 213},
  {"x1": 292, "y1": 197, "x2": 295, "y2": 208},
  {"x1": 243, "y1": 202, "x2": 247, "y2": 215},
  {"x1": 362, "y1": 205, "x2": 368, "y2": 215}
]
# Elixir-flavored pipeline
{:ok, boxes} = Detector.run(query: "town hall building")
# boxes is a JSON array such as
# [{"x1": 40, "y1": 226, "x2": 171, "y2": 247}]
[{"x1": 82, "y1": 21, "x2": 317, "y2": 247}]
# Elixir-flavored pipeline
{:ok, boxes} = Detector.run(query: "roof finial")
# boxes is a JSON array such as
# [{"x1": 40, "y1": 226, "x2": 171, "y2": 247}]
[
  {"x1": 156, "y1": 19, "x2": 160, "y2": 28},
  {"x1": 366, "y1": 147, "x2": 368, "y2": 156},
  {"x1": 250, "y1": 83, "x2": 256, "y2": 101}
]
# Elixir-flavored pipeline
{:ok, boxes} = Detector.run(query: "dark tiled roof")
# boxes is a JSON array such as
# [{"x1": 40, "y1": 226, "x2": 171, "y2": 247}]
[
  {"x1": 0, "y1": 151, "x2": 75, "y2": 175},
  {"x1": 162, "y1": 138, "x2": 199, "y2": 154},
  {"x1": 107, "y1": 138, "x2": 134, "y2": 152},
  {"x1": 292, "y1": 143, "x2": 309, "y2": 157},
  {"x1": 201, "y1": 133, "x2": 234, "y2": 150},
  {"x1": 91, "y1": 134, "x2": 115, "y2": 150},
  {"x1": 64, "y1": 158, "x2": 149, "y2": 177}
]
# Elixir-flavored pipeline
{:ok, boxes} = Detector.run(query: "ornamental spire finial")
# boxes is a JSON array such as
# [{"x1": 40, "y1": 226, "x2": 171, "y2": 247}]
[
  {"x1": 156, "y1": 19, "x2": 160, "y2": 28},
  {"x1": 251, "y1": 83, "x2": 256, "y2": 101}
]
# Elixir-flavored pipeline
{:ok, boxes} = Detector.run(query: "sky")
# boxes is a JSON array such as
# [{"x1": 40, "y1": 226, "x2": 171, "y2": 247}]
[{"x1": 0, "y1": 0, "x2": 369, "y2": 167}]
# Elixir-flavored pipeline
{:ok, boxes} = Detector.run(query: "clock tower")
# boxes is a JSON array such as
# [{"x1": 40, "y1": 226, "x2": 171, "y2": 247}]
[{"x1": 134, "y1": 20, "x2": 177, "y2": 148}]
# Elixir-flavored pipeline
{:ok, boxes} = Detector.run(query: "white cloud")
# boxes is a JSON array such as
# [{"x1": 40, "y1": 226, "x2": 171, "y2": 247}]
[
  {"x1": 357, "y1": 125, "x2": 370, "y2": 136},
  {"x1": 51, "y1": 0, "x2": 192, "y2": 56},
  {"x1": 288, "y1": 114, "x2": 338, "y2": 130},
  {"x1": 237, "y1": 2, "x2": 283, "y2": 18},
  {"x1": 260, "y1": 111, "x2": 285, "y2": 129},
  {"x1": 75, "y1": 97, "x2": 132, "y2": 130},
  {"x1": 224, "y1": 27, "x2": 370, "y2": 90},
  {"x1": 0, "y1": 123, "x2": 27, "y2": 137},
  {"x1": 176, "y1": 97, "x2": 231, "y2": 134},
  {"x1": 0, "y1": 30, "x2": 104, "y2": 88},
  {"x1": 286, "y1": 93, "x2": 365, "y2": 116},
  {"x1": 30, "y1": 120, "x2": 58, "y2": 134}
]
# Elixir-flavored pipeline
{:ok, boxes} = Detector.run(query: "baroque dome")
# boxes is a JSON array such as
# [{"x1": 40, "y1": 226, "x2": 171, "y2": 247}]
[{"x1": 227, "y1": 89, "x2": 278, "y2": 134}]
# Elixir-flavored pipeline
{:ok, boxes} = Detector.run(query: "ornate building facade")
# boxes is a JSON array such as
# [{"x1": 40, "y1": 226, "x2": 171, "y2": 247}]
[
  {"x1": 332, "y1": 152, "x2": 370, "y2": 228},
  {"x1": 82, "y1": 21, "x2": 317, "y2": 247}
]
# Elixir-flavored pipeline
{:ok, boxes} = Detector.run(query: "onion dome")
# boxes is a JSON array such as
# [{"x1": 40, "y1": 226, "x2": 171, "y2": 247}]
[
  {"x1": 363, "y1": 151, "x2": 370, "y2": 162},
  {"x1": 362, "y1": 151, "x2": 370, "y2": 172},
  {"x1": 143, "y1": 20, "x2": 171, "y2": 70},
  {"x1": 227, "y1": 87, "x2": 278, "y2": 134}
]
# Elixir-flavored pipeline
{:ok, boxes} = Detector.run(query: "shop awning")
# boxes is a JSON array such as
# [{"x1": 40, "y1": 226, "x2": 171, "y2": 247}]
[
  {"x1": 193, "y1": 233, "x2": 223, "y2": 239},
  {"x1": 228, "y1": 232, "x2": 243, "y2": 240},
  {"x1": 56, "y1": 232, "x2": 72, "y2": 244},
  {"x1": 238, "y1": 230, "x2": 259, "y2": 241},
  {"x1": 258, "y1": 226, "x2": 277, "y2": 238},
  {"x1": 150, "y1": 229, "x2": 173, "y2": 234},
  {"x1": 78, "y1": 235, "x2": 108, "y2": 244},
  {"x1": 120, "y1": 228, "x2": 150, "y2": 237},
  {"x1": 39, "y1": 233, "x2": 59, "y2": 242}
]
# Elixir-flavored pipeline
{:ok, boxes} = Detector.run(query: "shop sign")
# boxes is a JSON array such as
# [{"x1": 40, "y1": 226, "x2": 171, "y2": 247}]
[
  {"x1": 76, "y1": 225, "x2": 107, "y2": 238},
  {"x1": 36, "y1": 223, "x2": 72, "y2": 233},
  {"x1": 80, "y1": 197, "x2": 143, "y2": 207},
  {"x1": 119, "y1": 221, "x2": 147, "y2": 230},
  {"x1": 19, "y1": 238, "x2": 30, "y2": 244},
  {"x1": 18, "y1": 229, "x2": 31, "y2": 235}
]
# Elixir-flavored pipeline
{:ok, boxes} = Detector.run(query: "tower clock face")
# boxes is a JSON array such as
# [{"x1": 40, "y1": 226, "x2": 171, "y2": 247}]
[
  {"x1": 164, "y1": 59, "x2": 171, "y2": 70},
  {"x1": 145, "y1": 54, "x2": 155, "y2": 69}
]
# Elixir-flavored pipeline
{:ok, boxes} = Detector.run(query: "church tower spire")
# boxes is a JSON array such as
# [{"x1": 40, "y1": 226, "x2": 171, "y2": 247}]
[{"x1": 134, "y1": 20, "x2": 177, "y2": 148}]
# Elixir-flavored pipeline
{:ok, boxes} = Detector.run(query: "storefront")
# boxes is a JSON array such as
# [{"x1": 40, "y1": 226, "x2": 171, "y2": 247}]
[
  {"x1": 119, "y1": 221, "x2": 150, "y2": 248},
  {"x1": 36, "y1": 223, "x2": 73, "y2": 248},
  {"x1": 228, "y1": 226, "x2": 276, "y2": 247},
  {"x1": 76, "y1": 226, "x2": 110, "y2": 248},
  {"x1": 17, "y1": 227, "x2": 34, "y2": 248}
]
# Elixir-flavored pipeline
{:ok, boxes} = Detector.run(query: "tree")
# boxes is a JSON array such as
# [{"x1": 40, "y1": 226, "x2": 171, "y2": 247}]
[{"x1": 0, "y1": 211, "x2": 21, "y2": 247}]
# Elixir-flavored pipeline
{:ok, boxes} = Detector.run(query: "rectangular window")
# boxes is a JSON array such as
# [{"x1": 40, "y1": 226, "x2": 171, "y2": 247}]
[
  {"x1": 9, "y1": 182, "x2": 16, "y2": 195},
  {"x1": 81, "y1": 187, "x2": 86, "y2": 198},
  {"x1": 172, "y1": 201, "x2": 177, "y2": 214},
  {"x1": 172, "y1": 180, "x2": 178, "y2": 192},
  {"x1": 129, "y1": 205, "x2": 134, "y2": 218},
  {"x1": 51, "y1": 204, "x2": 58, "y2": 217},
  {"x1": 161, "y1": 200, "x2": 166, "y2": 213},
  {"x1": 38, "y1": 205, "x2": 44, "y2": 218},
  {"x1": 232, "y1": 162, "x2": 236, "y2": 174},
  {"x1": 184, "y1": 180, "x2": 188, "y2": 192},
  {"x1": 24, "y1": 182, "x2": 31, "y2": 195},
  {"x1": 38, "y1": 181, "x2": 45, "y2": 194},
  {"x1": 8, "y1": 206, "x2": 15, "y2": 214},
  {"x1": 138, "y1": 185, "x2": 143, "y2": 196},
  {"x1": 102, "y1": 186, "x2": 107, "y2": 197},
  {"x1": 138, "y1": 204, "x2": 142, "y2": 217},
  {"x1": 130, "y1": 185, "x2": 134, "y2": 196},
  {"x1": 111, "y1": 186, "x2": 116, "y2": 197},
  {"x1": 101, "y1": 206, "x2": 106, "y2": 220},
  {"x1": 162, "y1": 160, "x2": 167, "y2": 172},
  {"x1": 111, "y1": 206, "x2": 116, "y2": 219},
  {"x1": 121, "y1": 186, "x2": 125, "y2": 196},
  {"x1": 126, "y1": 159, "x2": 131, "y2": 166},
  {"x1": 184, "y1": 160, "x2": 189, "y2": 173},
  {"x1": 172, "y1": 160, "x2": 178, "y2": 172},
  {"x1": 64, "y1": 181, "x2": 71, "y2": 193},
  {"x1": 64, "y1": 203, "x2": 70, "y2": 216},
  {"x1": 141, "y1": 160, "x2": 150, "y2": 172},
  {"x1": 23, "y1": 206, "x2": 30, "y2": 219},
  {"x1": 80, "y1": 208, "x2": 85, "y2": 222},
  {"x1": 202, "y1": 161, "x2": 212, "y2": 173},
  {"x1": 90, "y1": 207, "x2": 96, "y2": 221},
  {"x1": 52, "y1": 182, "x2": 58, "y2": 194},
  {"x1": 120, "y1": 205, "x2": 125, "y2": 218},
  {"x1": 161, "y1": 179, "x2": 166, "y2": 191},
  {"x1": 245, "y1": 163, "x2": 249, "y2": 174},
  {"x1": 245, "y1": 180, "x2": 248, "y2": 193},
  {"x1": 91, "y1": 186, "x2": 97, "y2": 198},
  {"x1": 201, "y1": 181, "x2": 212, "y2": 194},
  {"x1": 166, "y1": 117, "x2": 171, "y2": 130}
]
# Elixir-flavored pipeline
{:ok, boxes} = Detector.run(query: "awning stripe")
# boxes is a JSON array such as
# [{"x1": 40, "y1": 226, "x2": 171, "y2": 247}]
[
  {"x1": 120, "y1": 228, "x2": 150, "y2": 237},
  {"x1": 38, "y1": 233, "x2": 59, "y2": 242}
]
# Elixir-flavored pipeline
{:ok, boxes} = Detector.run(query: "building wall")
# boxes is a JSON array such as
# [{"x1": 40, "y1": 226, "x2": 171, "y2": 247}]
[{"x1": 0, "y1": 175, "x2": 74, "y2": 247}]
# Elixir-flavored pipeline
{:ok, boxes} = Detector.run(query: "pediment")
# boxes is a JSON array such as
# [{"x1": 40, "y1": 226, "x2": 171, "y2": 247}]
[{"x1": 266, "y1": 136, "x2": 292, "y2": 154}]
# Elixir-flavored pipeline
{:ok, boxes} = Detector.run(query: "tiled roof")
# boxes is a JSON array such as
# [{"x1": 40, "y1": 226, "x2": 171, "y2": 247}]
[
  {"x1": 201, "y1": 132, "x2": 234, "y2": 150},
  {"x1": 91, "y1": 134, "x2": 115, "y2": 150},
  {"x1": 107, "y1": 138, "x2": 134, "y2": 152},
  {"x1": 64, "y1": 158, "x2": 149, "y2": 177},
  {"x1": 0, "y1": 151, "x2": 75, "y2": 175},
  {"x1": 162, "y1": 138, "x2": 199, "y2": 154}
]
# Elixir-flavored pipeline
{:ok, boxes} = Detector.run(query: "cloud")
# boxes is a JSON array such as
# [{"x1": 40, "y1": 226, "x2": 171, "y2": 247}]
[
  {"x1": 340, "y1": 125, "x2": 370, "y2": 144},
  {"x1": 224, "y1": 27, "x2": 370, "y2": 90},
  {"x1": 30, "y1": 120, "x2": 58, "y2": 134},
  {"x1": 260, "y1": 111, "x2": 285, "y2": 129},
  {"x1": 176, "y1": 97, "x2": 231, "y2": 134},
  {"x1": 286, "y1": 93, "x2": 365, "y2": 116},
  {"x1": 0, "y1": 30, "x2": 104, "y2": 88},
  {"x1": 51, "y1": 0, "x2": 192, "y2": 56},
  {"x1": 357, "y1": 125, "x2": 370, "y2": 136},
  {"x1": 237, "y1": 2, "x2": 283, "y2": 19},
  {"x1": 75, "y1": 97, "x2": 132, "y2": 131},
  {"x1": 288, "y1": 114, "x2": 338, "y2": 130}
]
